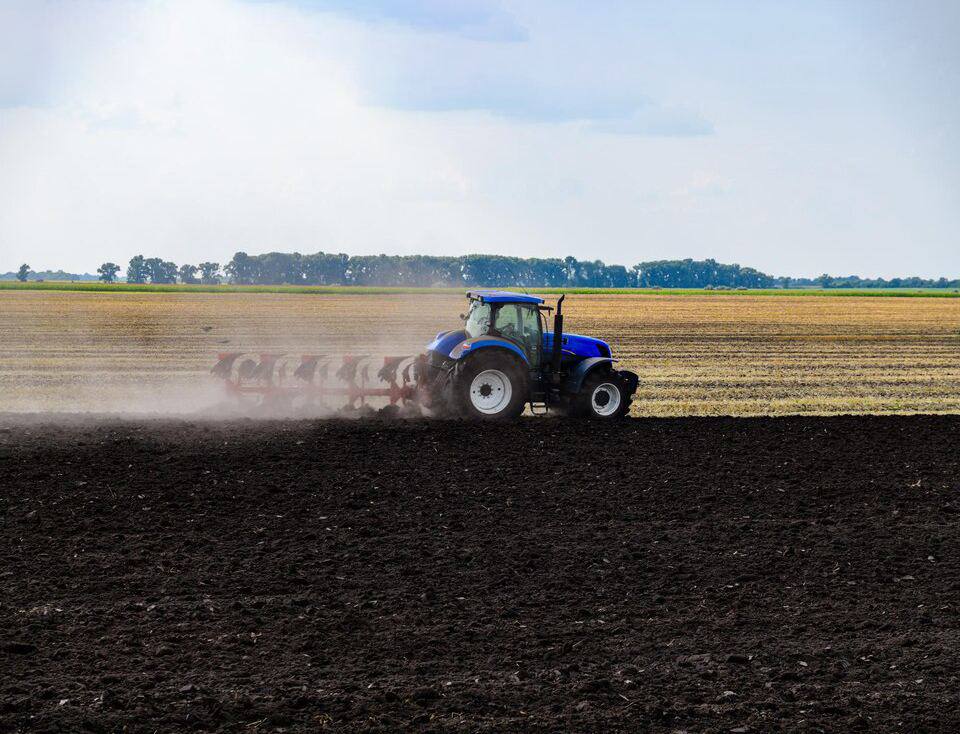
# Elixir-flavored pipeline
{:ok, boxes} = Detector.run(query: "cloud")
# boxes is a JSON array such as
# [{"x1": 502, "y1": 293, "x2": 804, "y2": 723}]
[
  {"x1": 253, "y1": 0, "x2": 528, "y2": 41},
  {"x1": 232, "y1": 0, "x2": 712, "y2": 135},
  {"x1": 0, "y1": 1, "x2": 57, "y2": 107},
  {"x1": 0, "y1": 0, "x2": 136, "y2": 109},
  {"x1": 671, "y1": 171, "x2": 730, "y2": 199},
  {"x1": 262, "y1": 1, "x2": 709, "y2": 135},
  {"x1": 588, "y1": 105, "x2": 714, "y2": 137},
  {"x1": 359, "y1": 48, "x2": 712, "y2": 133},
  {"x1": 371, "y1": 76, "x2": 641, "y2": 122},
  {"x1": 369, "y1": 74, "x2": 713, "y2": 135}
]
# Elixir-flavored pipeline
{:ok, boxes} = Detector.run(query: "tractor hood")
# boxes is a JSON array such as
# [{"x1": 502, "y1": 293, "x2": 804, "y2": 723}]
[
  {"x1": 426, "y1": 329, "x2": 468, "y2": 357},
  {"x1": 544, "y1": 331, "x2": 612, "y2": 359}
]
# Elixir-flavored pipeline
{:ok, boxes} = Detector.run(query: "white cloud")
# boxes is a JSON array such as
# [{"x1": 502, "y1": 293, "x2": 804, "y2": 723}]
[
  {"x1": 263, "y1": 0, "x2": 529, "y2": 42},
  {"x1": 588, "y1": 105, "x2": 714, "y2": 137}
]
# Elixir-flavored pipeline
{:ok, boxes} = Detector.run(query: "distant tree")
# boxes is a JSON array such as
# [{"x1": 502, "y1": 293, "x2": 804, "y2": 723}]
[
  {"x1": 16, "y1": 264, "x2": 30, "y2": 282},
  {"x1": 143, "y1": 257, "x2": 161, "y2": 283},
  {"x1": 257, "y1": 251, "x2": 304, "y2": 284},
  {"x1": 97, "y1": 262, "x2": 120, "y2": 283},
  {"x1": 198, "y1": 262, "x2": 221, "y2": 285},
  {"x1": 144, "y1": 257, "x2": 178, "y2": 284},
  {"x1": 225, "y1": 252, "x2": 259, "y2": 284},
  {"x1": 301, "y1": 253, "x2": 347, "y2": 285},
  {"x1": 178, "y1": 264, "x2": 199, "y2": 284},
  {"x1": 158, "y1": 261, "x2": 178, "y2": 283},
  {"x1": 632, "y1": 258, "x2": 776, "y2": 289},
  {"x1": 127, "y1": 255, "x2": 149, "y2": 284}
]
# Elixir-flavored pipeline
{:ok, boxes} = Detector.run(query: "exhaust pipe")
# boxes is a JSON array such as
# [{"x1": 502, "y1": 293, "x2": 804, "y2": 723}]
[{"x1": 551, "y1": 294, "x2": 565, "y2": 383}]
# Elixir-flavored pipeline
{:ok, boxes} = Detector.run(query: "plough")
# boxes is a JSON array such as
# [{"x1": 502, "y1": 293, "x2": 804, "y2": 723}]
[{"x1": 211, "y1": 352, "x2": 426, "y2": 414}]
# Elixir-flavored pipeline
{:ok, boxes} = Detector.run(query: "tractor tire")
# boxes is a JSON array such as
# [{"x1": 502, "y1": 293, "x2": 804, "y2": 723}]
[
  {"x1": 453, "y1": 352, "x2": 528, "y2": 421},
  {"x1": 571, "y1": 369, "x2": 632, "y2": 420}
]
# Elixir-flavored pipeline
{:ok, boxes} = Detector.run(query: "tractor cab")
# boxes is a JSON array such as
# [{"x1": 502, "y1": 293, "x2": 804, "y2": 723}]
[
  {"x1": 462, "y1": 291, "x2": 545, "y2": 368},
  {"x1": 458, "y1": 290, "x2": 612, "y2": 368}
]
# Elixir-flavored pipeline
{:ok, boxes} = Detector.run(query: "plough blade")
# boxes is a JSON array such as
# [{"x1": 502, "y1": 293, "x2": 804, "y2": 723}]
[
  {"x1": 378, "y1": 356, "x2": 410, "y2": 384},
  {"x1": 211, "y1": 353, "x2": 238, "y2": 379},
  {"x1": 335, "y1": 355, "x2": 367, "y2": 384},
  {"x1": 293, "y1": 356, "x2": 320, "y2": 383}
]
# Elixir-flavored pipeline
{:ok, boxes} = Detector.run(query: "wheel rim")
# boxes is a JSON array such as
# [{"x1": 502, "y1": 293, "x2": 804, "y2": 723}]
[
  {"x1": 591, "y1": 382, "x2": 621, "y2": 417},
  {"x1": 469, "y1": 369, "x2": 512, "y2": 415}
]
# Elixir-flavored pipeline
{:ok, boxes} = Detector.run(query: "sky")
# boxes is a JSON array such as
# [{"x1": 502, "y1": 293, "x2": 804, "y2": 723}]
[{"x1": 0, "y1": 0, "x2": 958, "y2": 278}]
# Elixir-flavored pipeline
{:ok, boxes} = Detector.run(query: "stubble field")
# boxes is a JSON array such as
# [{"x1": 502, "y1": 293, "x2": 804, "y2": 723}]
[{"x1": 0, "y1": 290, "x2": 958, "y2": 416}]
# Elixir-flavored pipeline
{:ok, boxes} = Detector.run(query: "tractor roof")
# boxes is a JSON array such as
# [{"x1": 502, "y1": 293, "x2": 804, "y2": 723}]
[{"x1": 466, "y1": 290, "x2": 545, "y2": 305}]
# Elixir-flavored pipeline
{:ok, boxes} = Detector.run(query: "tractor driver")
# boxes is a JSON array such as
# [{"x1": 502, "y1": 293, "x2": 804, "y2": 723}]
[{"x1": 464, "y1": 299, "x2": 492, "y2": 338}]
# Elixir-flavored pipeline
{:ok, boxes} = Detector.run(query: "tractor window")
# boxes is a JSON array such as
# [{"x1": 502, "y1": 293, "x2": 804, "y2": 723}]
[
  {"x1": 495, "y1": 304, "x2": 523, "y2": 339},
  {"x1": 518, "y1": 305, "x2": 542, "y2": 367},
  {"x1": 464, "y1": 300, "x2": 492, "y2": 338},
  {"x1": 519, "y1": 305, "x2": 541, "y2": 342},
  {"x1": 494, "y1": 304, "x2": 542, "y2": 366}
]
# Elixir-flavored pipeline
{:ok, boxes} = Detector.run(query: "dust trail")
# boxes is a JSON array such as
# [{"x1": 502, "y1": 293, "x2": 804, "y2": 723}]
[{"x1": 0, "y1": 290, "x2": 464, "y2": 417}]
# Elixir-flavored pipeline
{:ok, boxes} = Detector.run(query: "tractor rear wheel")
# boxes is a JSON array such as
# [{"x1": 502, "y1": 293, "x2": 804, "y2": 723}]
[
  {"x1": 453, "y1": 352, "x2": 528, "y2": 421},
  {"x1": 572, "y1": 370, "x2": 632, "y2": 420}
]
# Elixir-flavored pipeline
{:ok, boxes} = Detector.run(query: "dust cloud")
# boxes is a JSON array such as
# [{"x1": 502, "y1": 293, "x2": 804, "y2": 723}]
[{"x1": 0, "y1": 290, "x2": 464, "y2": 418}]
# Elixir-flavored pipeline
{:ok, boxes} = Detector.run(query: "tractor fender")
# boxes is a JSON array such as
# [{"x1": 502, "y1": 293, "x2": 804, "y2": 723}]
[
  {"x1": 566, "y1": 357, "x2": 615, "y2": 394},
  {"x1": 449, "y1": 336, "x2": 530, "y2": 366}
]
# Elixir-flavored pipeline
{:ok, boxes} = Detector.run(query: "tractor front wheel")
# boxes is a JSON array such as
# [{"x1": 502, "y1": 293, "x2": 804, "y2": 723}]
[
  {"x1": 571, "y1": 370, "x2": 632, "y2": 419},
  {"x1": 453, "y1": 353, "x2": 528, "y2": 421}
]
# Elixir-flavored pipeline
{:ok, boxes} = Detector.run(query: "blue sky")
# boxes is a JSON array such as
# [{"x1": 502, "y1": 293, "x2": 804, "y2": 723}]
[{"x1": 0, "y1": 0, "x2": 957, "y2": 277}]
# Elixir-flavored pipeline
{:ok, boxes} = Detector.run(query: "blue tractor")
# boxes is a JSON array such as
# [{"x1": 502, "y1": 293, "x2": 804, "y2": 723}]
[{"x1": 419, "y1": 290, "x2": 638, "y2": 420}]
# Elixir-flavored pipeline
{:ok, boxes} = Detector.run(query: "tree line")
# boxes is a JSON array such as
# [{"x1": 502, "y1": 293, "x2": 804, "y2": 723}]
[
  {"x1": 110, "y1": 253, "x2": 640, "y2": 287},
  {"x1": 12, "y1": 254, "x2": 959, "y2": 289},
  {"x1": 120, "y1": 257, "x2": 223, "y2": 285}
]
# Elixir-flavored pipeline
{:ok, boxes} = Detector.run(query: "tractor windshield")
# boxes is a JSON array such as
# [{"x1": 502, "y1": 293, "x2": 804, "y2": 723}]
[{"x1": 464, "y1": 300, "x2": 492, "y2": 338}]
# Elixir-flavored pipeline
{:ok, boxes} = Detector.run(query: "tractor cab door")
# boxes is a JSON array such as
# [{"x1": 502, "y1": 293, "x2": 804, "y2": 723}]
[{"x1": 493, "y1": 303, "x2": 543, "y2": 370}]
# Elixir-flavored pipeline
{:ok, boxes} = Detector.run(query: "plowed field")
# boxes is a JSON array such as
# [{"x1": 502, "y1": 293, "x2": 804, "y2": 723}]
[{"x1": 2, "y1": 415, "x2": 958, "y2": 732}]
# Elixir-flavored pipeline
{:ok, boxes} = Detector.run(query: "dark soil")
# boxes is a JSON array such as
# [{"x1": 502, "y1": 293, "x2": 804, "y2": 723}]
[{"x1": 1, "y1": 415, "x2": 959, "y2": 733}]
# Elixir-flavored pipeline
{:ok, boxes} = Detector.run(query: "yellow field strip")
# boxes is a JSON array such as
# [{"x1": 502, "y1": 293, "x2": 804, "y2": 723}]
[{"x1": 1, "y1": 291, "x2": 957, "y2": 415}]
